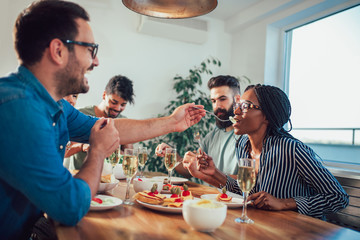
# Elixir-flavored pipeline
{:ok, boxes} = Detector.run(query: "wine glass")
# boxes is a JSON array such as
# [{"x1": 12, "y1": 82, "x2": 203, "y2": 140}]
[
  {"x1": 235, "y1": 158, "x2": 256, "y2": 224},
  {"x1": 193, "y1": 131, "x2": 201, "y2": 147},
  {"x1": 164, "y1": 148, "x2": 178, "y2": 185},
  {"x1": 105, "y1": 146, "x2": 121, "y2": 171},
  {"x1": 138, "y1": 146, "x2": 148, "y2": 178},
  {"x1": 122, "y1": 148, "x2": 138, "y2": 205}
]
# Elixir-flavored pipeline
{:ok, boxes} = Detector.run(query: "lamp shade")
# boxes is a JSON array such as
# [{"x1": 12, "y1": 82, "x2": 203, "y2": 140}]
[{"x1": 122, "y1": 0, "x2": 218, "y2": 19}]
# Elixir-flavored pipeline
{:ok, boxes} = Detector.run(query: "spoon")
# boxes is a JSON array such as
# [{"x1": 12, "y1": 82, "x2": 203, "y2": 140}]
[{"x1": 192, "y1": 106, "x2": 231, "y2": 122}]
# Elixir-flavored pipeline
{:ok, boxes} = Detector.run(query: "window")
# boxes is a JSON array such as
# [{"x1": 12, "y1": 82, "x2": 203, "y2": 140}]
[{"x1": 284, "y1": 5, "x2": 360, "y2": 166}]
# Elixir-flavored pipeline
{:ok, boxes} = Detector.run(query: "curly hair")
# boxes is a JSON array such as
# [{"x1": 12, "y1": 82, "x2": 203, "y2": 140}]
[{"x1": 105, "y1": 75, "x2": 135, "y2": 104}]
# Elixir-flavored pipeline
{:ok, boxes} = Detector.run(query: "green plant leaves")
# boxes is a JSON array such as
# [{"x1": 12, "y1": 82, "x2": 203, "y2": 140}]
[{"x1": 140, "y1": 57, "x2": 221, "y2": 175}]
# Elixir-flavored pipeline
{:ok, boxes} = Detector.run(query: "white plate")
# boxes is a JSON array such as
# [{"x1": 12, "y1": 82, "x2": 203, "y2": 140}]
[
  {"x1": 152, "y1": 176, "x2": 188, "y2": 185},
  {"x1": 98, "y1": 179, "x2": 119, "y2": 193},
  {"x1": 90, "y1": 195, "x2": 122, "y2": 211},
  {"x1": 136, "y1": 194, "x2": 196, "y2": 213},
  {"x1": 200, "y1": 194, "x2": 244, "y2": 208}
]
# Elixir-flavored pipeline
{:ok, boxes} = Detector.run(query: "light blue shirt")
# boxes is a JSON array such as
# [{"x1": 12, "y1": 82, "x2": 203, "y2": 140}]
[
  {"x1": 200, "y1": 127, "x2": 238, "y2": 175},
  {"x1": 0, "y1": 66, "x2": 97, "y2": 239}
]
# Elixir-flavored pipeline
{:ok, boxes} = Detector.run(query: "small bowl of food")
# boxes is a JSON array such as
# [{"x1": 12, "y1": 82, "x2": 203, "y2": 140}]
[
  {"x1": 133, "y1": 178, "x2": 164, "y2": 193},
  {"x1": 182, "y1": 199, "x2": 227, "y2": 232},
  {"x1": 98, "y1": 174, "x2": 119, "y2": 193}
]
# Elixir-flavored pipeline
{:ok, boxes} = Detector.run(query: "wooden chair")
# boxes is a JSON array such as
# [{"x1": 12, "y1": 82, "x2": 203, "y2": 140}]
[{"x1": 326, "y1": 175, "x2": 360, "y2": 231}]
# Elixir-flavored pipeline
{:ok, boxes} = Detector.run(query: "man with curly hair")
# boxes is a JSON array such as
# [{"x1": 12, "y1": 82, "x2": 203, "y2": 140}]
[{"x1": 73, "y1": 75, "x2": 135, "y2": 169}]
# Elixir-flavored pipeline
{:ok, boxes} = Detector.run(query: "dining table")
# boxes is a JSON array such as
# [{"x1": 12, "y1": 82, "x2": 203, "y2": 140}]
[{"x1": 54, "y1": 174, "x2": 360, "y2": 240}]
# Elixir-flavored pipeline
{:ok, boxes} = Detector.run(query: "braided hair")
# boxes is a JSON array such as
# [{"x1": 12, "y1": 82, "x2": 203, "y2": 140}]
[{"x1": 245, "y1": 84, "x2": 294, "y2": 139}]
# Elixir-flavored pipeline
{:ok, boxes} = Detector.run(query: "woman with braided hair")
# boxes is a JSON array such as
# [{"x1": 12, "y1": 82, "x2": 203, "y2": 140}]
[{"x1": 183, "y1": 84, "x2": 348, "y2": 219}]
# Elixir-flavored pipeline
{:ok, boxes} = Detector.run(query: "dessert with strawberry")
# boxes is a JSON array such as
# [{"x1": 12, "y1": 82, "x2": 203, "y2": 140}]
[
  {"x1": 164, "y1": 187, "x2": 183, "y2": 207},
  {"x1": 216, "y1": 187, "x2": 232, "y2": 202},
  {"x1": 181, "y1": 184, "x2": 193, "y2": 200},
  {"x1": 134, "y1": 183, "x2": 166, "y2": 205}
]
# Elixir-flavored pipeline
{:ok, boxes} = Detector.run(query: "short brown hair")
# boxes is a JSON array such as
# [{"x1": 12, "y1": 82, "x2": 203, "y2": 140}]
[{"x1": 14, "y1": 0, "x2": 89, "y2": 67}]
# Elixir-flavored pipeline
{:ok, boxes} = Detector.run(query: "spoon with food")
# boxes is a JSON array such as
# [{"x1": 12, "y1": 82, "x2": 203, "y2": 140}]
[{"x1": 192, "y1": 106, "x2": 232, "y2": 122}]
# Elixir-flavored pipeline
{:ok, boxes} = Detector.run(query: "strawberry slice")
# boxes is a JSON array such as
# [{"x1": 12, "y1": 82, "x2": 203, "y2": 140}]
[
  {"x1": 183, "y1": 191, "x2": 190, "y2": 196},
  {"x1": 220, "y1": 193, "x2": 228, "y2": 198},
  {"x1": 174, "y1": 198, "x2": 183, "y2": 203},
  {"x1": 92, "y1": 197, "x2": 103, "y2": 204},
  {"x1": 182, "y1": 184, "x2": 190, "y2": 196}
]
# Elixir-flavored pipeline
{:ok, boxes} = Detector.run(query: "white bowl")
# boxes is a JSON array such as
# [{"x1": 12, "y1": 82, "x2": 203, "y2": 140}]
[
  {"x1": 98, "y1": 179, "x2": 119, "y2": 193},
  {"x1": 182, "y1": 199, "x2": 227, "y2": 232},
  {"x1": 133, "y1": 178, "x2": 164, "y2": 193},
  {"x1": 113, "y1": 164, "x2": 126, "y2": 179}
]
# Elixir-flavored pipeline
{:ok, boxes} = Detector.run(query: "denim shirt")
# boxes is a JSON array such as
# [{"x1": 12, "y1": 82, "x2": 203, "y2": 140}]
[{"x1": 0, "y1": 66, "x2": 97, "y2": 240}]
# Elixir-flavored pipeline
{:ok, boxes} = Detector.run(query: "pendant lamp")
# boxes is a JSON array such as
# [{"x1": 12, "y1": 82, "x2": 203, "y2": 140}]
[{"x1": 122, "y1": 0, "x2": 218, "y2": 19}]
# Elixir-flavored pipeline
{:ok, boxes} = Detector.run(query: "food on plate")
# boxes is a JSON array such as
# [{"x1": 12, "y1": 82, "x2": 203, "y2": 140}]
[
  {"x1": 164, "y1": 187, "x2": 183, "y2": 206},
  {"x1": 134, "y1": 183, "x2": 167, "y2": 205},
  {"x1": 91, "y1": 197, "x2": 115, "y2": 206},
  {"x1": 101, "y1": 174, "x2": 112, "y2": 183},
  {"x1": 136, "y1": 184, "x2": 195, "y2": 209},
  {"x1": 216, "y1": 187, "x2": 232, "y2": 202},
  {"x1": 167, "y1": 201, "x2": 183, "y2": 208},
  {"x1": 164, "y1": 188, "x2": 183, "y2": 208},
  {"x1": 181, "y1": 184, "x2": 193, "y2": 200},
  {"x1": 162, "y1": 184, "x2": 184, "y2": 191},
  {"x1": 100, "y1": 160, "x2": 114, "y2": 183}
]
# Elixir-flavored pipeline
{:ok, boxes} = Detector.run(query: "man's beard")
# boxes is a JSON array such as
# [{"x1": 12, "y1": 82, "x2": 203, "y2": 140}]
[
  {"x1": 55, "y1": 54, "x2": 90, "y2": 97},
  {"x1": 107, "y1": 108, "x2": 121, "y2": 118},
  {"x1": 214, "y1": 107, "x2": 234, "y2": 129}
]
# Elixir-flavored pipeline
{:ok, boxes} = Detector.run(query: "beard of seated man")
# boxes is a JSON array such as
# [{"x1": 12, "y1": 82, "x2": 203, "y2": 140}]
[{"x1": 214, "y1": 107, "x2": 234, "y2": 129}]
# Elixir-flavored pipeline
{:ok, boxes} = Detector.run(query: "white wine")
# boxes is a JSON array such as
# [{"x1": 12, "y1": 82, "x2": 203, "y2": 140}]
[
  {"x1": 122, "y1": 155, "x2": 138, "y2": 178},
  {"x1": 237, "y1": 166, "x2": 256, "y2": 193},
  {"x1": 108, "y1": 149, "x2": 120, "y2": 167},
  {"x1": 138, "y1": 153, "x2": 148, "y2": 167},
  {"x1": 164, "y1": 153, "x2": 176, "y2": 171}
]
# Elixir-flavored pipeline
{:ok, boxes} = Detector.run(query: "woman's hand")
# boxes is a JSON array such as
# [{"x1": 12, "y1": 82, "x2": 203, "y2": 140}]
[
  {"x1": 248, "y1": 191, "x2": 297, "y2": 211},
  {"x1": 197, "y1": 150, "x2": 216, "y2": 176}
]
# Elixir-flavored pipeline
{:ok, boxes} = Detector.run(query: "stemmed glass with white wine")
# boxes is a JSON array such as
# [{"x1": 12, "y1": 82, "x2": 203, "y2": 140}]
[
  {"x1": 138, "y1": 146, "x2": 148, "y2": 178},
  {"x1": 235, "y1": 158, "x2": 256, "y2": 224},
  {"x1": 164, "y1": 148, "x2": 179, "y2": 185},
  {"x1": 105, "y1": 146, "x2": 121, "y2": 172},
  {"x1": 122, "y1": 148, "x2": 138, "y2": 205}
]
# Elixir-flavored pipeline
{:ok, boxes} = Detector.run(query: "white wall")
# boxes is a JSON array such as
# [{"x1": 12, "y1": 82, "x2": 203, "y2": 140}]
[
  {"x1": 0, "y1": 0, "x2": 232, "y2": 119},
  {"x1": 2, "y1": 0, "x2": 359, "y2": 119},
  {"x1": 229, "y1": 0, "x2": 360, "y2": 89}
]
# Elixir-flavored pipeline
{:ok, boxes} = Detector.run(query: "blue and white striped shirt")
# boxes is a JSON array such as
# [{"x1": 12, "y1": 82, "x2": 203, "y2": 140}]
[{"x1": 225, "y1": 135, "x2": 349, "y2": 219}]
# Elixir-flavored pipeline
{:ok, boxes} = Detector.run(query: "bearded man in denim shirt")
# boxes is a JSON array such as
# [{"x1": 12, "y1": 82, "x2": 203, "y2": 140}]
[{"x1": 0, "y1": 1, "x2": 205, "y2": 239}]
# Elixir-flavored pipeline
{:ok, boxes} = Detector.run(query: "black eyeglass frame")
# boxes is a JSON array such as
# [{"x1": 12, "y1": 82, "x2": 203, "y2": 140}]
[
  {"x1": 233, "y1": 100, "x2": 261, "y2": 113},
  {"x1": 61, "y1": 39, "x2": 99, "y2": 59}
]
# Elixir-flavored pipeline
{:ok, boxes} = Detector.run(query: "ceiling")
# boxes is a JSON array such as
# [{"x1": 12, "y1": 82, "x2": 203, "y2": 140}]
[{"x1": 207, "y1": 0, "x2": 262, "y2": 20}]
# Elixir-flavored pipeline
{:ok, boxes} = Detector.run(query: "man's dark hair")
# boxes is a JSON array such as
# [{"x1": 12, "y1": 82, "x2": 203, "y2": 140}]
[
  {"x1": 207, "y1": 75, "x2": 240, "y2": 95},
  {"x1": 14, "y1": 0, "x2": 90, "y2": 67},
  {"x1": 245, "y1": 84, "x2": 293, "y2": 138},
  {"x1": 105, "y1": 75, "x2": 135, "y2": 104}
]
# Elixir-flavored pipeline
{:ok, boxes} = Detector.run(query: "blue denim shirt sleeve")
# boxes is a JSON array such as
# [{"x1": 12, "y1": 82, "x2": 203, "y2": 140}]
[
  {"x1": 61, "y1": 99, "x2": 98, "y2": 143},
  {"x1": 0, "y1": 66, "x2": 98, "y2": 237}
]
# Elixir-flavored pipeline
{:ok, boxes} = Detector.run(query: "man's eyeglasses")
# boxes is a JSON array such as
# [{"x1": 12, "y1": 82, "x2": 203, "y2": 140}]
[
  {"x1": 233, "y1": 100, "x2": 261, "y2": 113},
  {"x1": 61, "y1": 40, "x2": 99, "y2": 59}
]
